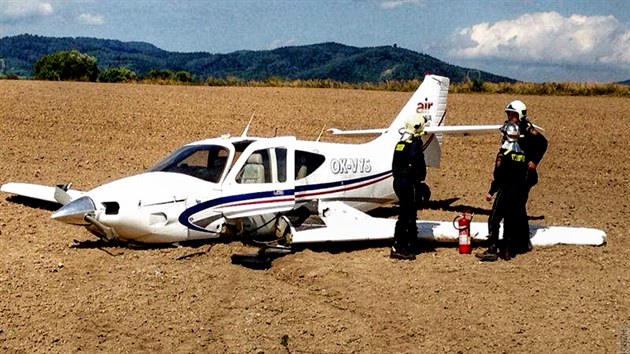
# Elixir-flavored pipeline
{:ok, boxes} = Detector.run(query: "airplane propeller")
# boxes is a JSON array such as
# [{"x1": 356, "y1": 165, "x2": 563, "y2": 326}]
[
  {"x1": 52, "y1": 195, "x2": 119, "y2": 242},
  {"x1": 51, "y1": 196, "x2": 96, "y2": 225}
]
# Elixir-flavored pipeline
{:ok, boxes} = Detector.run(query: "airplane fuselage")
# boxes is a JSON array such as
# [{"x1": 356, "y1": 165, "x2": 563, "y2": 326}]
[{"x1": 51, "y1": 134, "x2": 400, "y2": 243}]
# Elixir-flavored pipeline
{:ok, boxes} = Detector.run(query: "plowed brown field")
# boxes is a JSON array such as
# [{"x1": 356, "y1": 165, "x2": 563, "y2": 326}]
[{"x1": 1, "y1": 80, "x2": 629, "y2": 353}]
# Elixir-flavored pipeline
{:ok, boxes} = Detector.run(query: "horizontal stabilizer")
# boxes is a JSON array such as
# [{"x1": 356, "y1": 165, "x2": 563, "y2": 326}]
[
  {"x1": 289, "y1": 202, "x2": 606, "y2": 247},
  {"x1": 327, "y1": 125, "x2": 504, "y2": 137},
  {"x1": 0, "y1": 182, "x2": 84, "y2": 204},
  {"x1": 327, "y1": 128, "x2": 386, "y2": 136},
  {"x1": 327, "y1": 124, "x2": 543, "y2": 137},
  {"x1": 425, "y1": 125, "x2": 502, "y2": 135}
]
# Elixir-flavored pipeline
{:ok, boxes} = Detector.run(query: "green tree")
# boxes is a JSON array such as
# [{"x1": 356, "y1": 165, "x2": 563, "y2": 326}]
[
  {"x1": 99, "y1": 66, "x2": 137, "y2": 83},
  {"x1": 175, "y1": 70, "x2": 193, "y2": 83},
  {"x1": 33, "y1": 50, "x2": 99, "y2": 81}
]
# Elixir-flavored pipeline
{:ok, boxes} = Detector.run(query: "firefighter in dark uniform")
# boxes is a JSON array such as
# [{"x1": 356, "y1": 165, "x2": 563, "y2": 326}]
[
  {"x1": 390, "y1": 114, "x2": 427, "y2": 260},
  {"x1": 501, "y1": 100, "x2": 548, "y2": 253},
  {"x1": 502, "y1": 100, "x2": 548, "y2": 201},
  {"x1": 476, "y1": 122, "x2": 529, "y2": 261}
]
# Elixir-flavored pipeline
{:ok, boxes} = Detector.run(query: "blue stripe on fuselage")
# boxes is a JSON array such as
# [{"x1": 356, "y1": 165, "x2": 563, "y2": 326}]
[
  {"x1": 178, "y1": 189, "x2": 295, "y2": 232},
  {"x1": 178, "y1": 170, "x2": 392, "y2": 233}
]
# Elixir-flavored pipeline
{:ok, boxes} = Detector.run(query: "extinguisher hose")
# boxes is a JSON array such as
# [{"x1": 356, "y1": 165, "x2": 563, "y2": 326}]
[
  {"x1": 452, "y1": 215, "x2": 463, "y2": 230},
  {"x1": 452, "y1": 213, "x2": 474, "y2": 231}
]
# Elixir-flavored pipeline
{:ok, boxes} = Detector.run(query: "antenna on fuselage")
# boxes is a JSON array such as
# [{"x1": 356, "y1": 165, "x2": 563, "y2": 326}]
[
  {"x1": 240, "y1": 112, "x2": 255, "y2": 137},
  {"x1": 315, "y1": 124, "x2": 326, "y2": 142}
]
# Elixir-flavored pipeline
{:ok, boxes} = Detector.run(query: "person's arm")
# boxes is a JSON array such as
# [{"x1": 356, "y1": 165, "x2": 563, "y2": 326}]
[
  {"x1": 487, "y1": 153, "x2": 504, "y2": 200},
  {"x1": 524, "y1": 121, "x2": 548, "y2": 168},
  {"x1": 411, "y1": 140, "x2": 427, "y2": 183}
]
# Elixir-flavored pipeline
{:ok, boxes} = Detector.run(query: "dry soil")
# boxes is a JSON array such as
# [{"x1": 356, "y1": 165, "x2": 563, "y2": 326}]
[{"x1": 0, "y1": 80, "x2": 628, "y2": 353}]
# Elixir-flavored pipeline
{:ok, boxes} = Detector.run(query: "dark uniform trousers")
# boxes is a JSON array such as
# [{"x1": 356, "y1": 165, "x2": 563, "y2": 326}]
[
  {"x1": 393, "y1": 177, "x2": 419, "y2": 251},
  {"x1": 487, "y1": 187, "x2": 529, "y2": 253}
]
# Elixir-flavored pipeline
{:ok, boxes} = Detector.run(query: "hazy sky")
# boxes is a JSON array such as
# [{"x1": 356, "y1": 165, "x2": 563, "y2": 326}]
[{"x1": 1, "y1": 0, "x2": 629, "y2": 82}]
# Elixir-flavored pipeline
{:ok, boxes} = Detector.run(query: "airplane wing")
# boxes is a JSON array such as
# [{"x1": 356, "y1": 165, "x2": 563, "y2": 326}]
[
  {"x1": 288, "y1": 201, "x2": 606, "y2": 247},
  {"x1": 0, "y1": 182, "x2": 84, "y2": 205},
  {"x1": 288, "y1": 201, "x2": 395, "y2": 242}
]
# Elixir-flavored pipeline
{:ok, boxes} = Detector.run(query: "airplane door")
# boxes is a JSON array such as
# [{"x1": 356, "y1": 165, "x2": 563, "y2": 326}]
[{"x1": 219, "y1": 137, "x2": 296, "y2": 219}]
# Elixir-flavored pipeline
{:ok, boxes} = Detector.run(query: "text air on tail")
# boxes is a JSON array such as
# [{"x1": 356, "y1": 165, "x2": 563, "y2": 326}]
[{"x1": 373, "y1": 74, "x2": 450, "y2": 167}]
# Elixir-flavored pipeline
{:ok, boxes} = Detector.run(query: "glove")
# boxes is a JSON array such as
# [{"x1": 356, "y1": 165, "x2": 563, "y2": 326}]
[{"x1": 415, "y1": 182, "x2": 431, "y2": 208}]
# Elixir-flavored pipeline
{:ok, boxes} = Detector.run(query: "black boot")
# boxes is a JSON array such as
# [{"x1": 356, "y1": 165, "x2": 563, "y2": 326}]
[
  {"x1": 512, "y1": 237, "x2": 532, "y2": 255},
  {"x1": 499, "y1": 246, "x2": 512, "y2": 261},
  {"x1": 475, "y1": 245, "x2": 499, "y2": 262},
  {"x1": 392, "y1": 223, "x2": 416, "y2": 260},
  {"x1": 390, "y1": 242, "x2": 416, "y2": 260}
]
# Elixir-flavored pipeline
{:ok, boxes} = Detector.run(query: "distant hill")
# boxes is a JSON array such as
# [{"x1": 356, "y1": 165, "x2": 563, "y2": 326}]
[
  {"x1": 0, "y1": 34, "x2": 516, "y2": 83},
  {"x1": 619, "y1": 79, "x2": 630, "y2": 85}
]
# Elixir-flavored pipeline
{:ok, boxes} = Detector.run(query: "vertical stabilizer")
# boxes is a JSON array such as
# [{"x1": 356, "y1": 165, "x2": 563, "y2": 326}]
[{"x1": 373, "y1": 75, "x2": 450, "y2": 167}]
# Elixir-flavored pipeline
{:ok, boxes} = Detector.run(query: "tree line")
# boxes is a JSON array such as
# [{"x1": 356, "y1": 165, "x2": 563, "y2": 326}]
[
  {"x1": 30, "y1": 49, "x2": 194, "y2": 84},
  {"x1": 3, "y1": 49, "x2": 628, "y2": 96}
]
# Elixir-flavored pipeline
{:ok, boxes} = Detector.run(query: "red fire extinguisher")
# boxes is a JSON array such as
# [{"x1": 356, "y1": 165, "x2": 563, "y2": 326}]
[{"x1": 453, "y1": 211, "x2": 472, "y2": 254}]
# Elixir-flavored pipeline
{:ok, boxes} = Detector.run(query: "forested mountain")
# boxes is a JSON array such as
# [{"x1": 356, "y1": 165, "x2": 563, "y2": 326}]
[{"x1": 0, "y1": 34, "x2": 516, "y2": 83}]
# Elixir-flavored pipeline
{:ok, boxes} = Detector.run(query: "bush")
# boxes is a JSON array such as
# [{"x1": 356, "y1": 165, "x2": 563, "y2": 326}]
[
  {"x1": 144, "y1": 69, "x2": 175, "y2": 81},
  {"x1": 470, "y1": 78, "x2": 485, "y2": 92},
  {"x1": 206, "y1": 75, "x2": 244, "y2": 86},
  {"x1": 175, "y1": 70, "x2": 193, "y2": 83},
  {"x1": 99, "y1": 66, "x2": 137, "y2": 83},
  {"x1": 33, "y1": 50, "x2": 98, "y2": 81},
  {"x1": 0, "y1": 73, "x2": 20, "y2": 80}
]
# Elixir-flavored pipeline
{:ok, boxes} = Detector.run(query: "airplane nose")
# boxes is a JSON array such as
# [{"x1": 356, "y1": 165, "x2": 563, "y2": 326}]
[{"x1": 51, "y1": 196, "x2": 96, "y2": 225}]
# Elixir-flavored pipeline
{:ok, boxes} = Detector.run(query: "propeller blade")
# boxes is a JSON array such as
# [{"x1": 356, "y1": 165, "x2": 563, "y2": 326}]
[{"x1": 54, "y1": 186, "x2": 72, "y2": 205}]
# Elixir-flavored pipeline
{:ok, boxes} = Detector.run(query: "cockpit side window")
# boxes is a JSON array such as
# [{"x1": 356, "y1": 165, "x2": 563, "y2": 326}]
[
  {"x1": 148, "y1": 145, "x2": 230, "y2": 183},
  {"x1": 295, "y1": 150, "x2": 325, "y2": 180},
  {"x1": 275, "y1": 148, "x2": 287, "y2": 183}
]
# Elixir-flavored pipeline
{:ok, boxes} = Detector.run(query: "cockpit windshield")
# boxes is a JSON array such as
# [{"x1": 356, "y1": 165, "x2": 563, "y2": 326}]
[{"x1": 148, "y1": 145, "x2": 230, "y2": 183}]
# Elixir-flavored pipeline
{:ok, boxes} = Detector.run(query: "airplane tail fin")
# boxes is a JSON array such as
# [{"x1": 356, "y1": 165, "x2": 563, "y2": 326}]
[{"x1": 373, "y1": 75, "x2": 450, "y2": 167}]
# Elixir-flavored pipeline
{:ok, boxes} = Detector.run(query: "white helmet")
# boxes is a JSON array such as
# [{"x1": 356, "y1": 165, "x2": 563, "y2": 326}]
[
  {"x1": 402, "y1": 113, "x2": 426, "y2": 139},
  {"x1": 505, "y1": 100, "x2": 527, "y2": 120}
]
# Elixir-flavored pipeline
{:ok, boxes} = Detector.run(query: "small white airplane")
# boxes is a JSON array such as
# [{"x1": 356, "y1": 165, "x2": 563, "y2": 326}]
[{"x1": 0, "y1": 75, "x2": 605, "y2": 251}]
